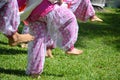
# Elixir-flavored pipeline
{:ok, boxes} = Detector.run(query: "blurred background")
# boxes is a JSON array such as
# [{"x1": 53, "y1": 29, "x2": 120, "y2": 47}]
[{"x1": 91, "y1": 0, "x2": 120, "y2": 11}]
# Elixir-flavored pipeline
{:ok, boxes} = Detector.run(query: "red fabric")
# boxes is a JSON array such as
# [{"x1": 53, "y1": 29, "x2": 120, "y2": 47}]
[
  {"x1": 17, "y1": 0, "x2": 27, "y2": 12},
  {"x1": 68, "y1": 46, "x2": 74, "y2": 51},
  {"x1": 23, "y1": 20, "x2": 29, "y2": 26}
]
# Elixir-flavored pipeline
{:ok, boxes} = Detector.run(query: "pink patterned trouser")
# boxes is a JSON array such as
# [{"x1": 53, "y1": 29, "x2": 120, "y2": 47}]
[
  {"x1": 0, "y1": 0, "x2": 20, "y2": 36},
  {"x1": 65, "y1": 0, "x2": 95, "y2": 21},
  {"x1": 26, "y1": 5, "x2": 79, "y2": 75}
]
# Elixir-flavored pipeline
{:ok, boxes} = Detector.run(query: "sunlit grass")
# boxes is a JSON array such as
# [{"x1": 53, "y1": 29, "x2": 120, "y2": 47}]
[{"x1": 0, "y1": 8, "x2": 120, "y2": 80}]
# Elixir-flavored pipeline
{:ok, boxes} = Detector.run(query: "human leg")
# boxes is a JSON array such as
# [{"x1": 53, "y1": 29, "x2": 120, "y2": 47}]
[
  {"x1": 45, "y1": 35, "x2": 55, "y2": 58},
  {"x1": 47, "y1": 5, "x2": 83, "y2": 55},
  {"x1": 26, "y1": 21, "x2": 47, "y2": 78},
  {"x1": 20, "y1": 21, "x2": 54, "y2": 58},
  {"x1": 65, "y1": 0, "x2": 103, "y2": 22},
  {"x1": 20, "y1": 21, "x2": 30, "y2": 48},
  {"x1": 0, "y1": 0, "x2": 34, "y2": 46},
  {"x1": 26, "y1": 4, "x2": 83, "y2": 79},
  {"x1": 8, "y1": 32, "x2": 34, "y2": 46},
  {"x1": 46, "y1": 48, "x2": 53, "y2": 58},
  {"x1": 90, "y1": 15, "x2": 103, "y2": 22}
]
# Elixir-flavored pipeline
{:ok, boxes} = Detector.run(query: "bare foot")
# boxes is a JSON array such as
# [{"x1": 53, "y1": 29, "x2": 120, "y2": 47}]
[
  {"x1": 20, "y1": 43, "x2": 28, "y2": 48},
  {"x1": 46, "y1": 48, "x2": 54, "y2": 58},
  {"x1": 8, "y1": 32, "x2": 34, "y2": 46},
  {"x1": 90, "y1": 15, "x2": 103, "y2": 22},
  {"x1": 66, "y1": 48, "x2": 83, "y2": 55},
  {"x1": 31, "y1": 74, "x2": 40, "y2": 79}
]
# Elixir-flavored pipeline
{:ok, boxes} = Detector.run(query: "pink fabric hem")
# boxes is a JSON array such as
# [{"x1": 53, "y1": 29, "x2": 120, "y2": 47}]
[{"x1": 67, "y1": 46, "x2": 74, "y2": 51}]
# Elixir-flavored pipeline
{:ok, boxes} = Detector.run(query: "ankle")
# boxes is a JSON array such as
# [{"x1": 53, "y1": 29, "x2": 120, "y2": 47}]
[
  {"x1": 90, "y1": 15, "x2": 96, "y2": 20},
  {"x1": 46, "y1": 48, "x2": 53, "y2": 58},
  {"x1": 30, "y1": 74, "x2": 40, "y2": 79},
  {"x1": 66, "y1": 48, "x2": 83, "y2": 55},
  {"x1": 67, "y1": 46, "x2": 74, "y2": 51}
]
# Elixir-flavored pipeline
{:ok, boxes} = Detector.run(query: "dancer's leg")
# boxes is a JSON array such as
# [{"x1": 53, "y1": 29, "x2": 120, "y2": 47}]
[
  {"x1": 47, "y1": 5, "x2": 83, "y2": 55},
  {"x1": 26, "y1": 22, "x2": 47, "y2": 78},
  {"x1": 65, "y1": 0, "x2": 103, "y2": 22},
  {"x1": 0, "y1": 0, "x2": 34, "y2": 46}
]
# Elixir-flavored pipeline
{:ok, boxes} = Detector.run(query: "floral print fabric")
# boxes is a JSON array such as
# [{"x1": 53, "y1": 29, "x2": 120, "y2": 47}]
[{"x1": 0, "y1": 0, "x2": 20, "y2": 36}]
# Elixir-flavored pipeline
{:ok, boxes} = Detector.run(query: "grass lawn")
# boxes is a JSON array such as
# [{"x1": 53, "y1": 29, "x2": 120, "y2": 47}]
[{"x1": 0, "y1": 8, "x2": 120, "y2": 80}]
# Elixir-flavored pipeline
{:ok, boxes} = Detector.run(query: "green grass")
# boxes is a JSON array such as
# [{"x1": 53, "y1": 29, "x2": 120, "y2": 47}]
[{"x1": 0, "y1": 8, "x2": 120, "y2": 80}]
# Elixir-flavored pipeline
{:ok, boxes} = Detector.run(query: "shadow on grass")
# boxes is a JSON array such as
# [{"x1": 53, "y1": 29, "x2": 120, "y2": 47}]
[
  {"x1": 0, "y1": 67, "x2": 27, "y2": 77},
  {"x1": 0, "y1": 41, "x2": 8, "y2": 45},
  {"x1": 42, "y1": 72, "x2": 64, "y2": 77},
  {"x1": 0, "y1": 48, "x2": 27, "y2": 55},
  {"x1": 0, "y1": 67, "x2": 64, "y2": 77}
]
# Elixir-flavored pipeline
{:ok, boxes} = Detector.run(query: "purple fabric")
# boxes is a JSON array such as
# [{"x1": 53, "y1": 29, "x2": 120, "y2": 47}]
[
  {"x1": 17, "y1": 0, "x2": 27, "y2": 8},
  {"x1": 26, "y1": 4, "x2": 78, "y2": 75},
  {"x1": 0, "y1": 0, "x2": 20, "y2": 36},
  {"x1": 65, "y1": 0, "x2": 95, "y2": 21}
]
